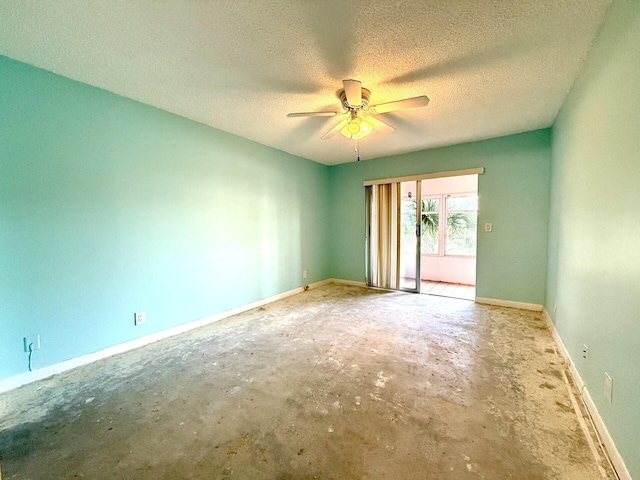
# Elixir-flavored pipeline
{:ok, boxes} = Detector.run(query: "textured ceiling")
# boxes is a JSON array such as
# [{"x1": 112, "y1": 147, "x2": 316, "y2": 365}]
[{"x1": 0, "y1": 1, "x2": 612, "y2": 165}]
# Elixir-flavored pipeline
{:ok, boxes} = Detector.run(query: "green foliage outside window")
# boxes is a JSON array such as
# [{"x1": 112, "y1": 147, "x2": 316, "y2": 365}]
[{"x1": 401, "y1": 196, "x2": 477, "y2": 256}]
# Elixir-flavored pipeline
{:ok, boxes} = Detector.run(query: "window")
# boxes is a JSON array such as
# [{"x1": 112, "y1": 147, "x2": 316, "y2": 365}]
[
  {"x1": 445, "y1": 196, "x2": 478, "y2": 256},
  {"x1": 421, "y1": 198, "x2": 439, "y2": 254},
  {"x1": 420, "y1": 194, "x2": 477, "y2": 257}
]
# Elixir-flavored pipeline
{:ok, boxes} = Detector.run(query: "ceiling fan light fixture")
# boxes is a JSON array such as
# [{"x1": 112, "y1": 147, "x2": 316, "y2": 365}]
[{"x1": 340, "y1": 111, "x2": 374, "y2": 140}]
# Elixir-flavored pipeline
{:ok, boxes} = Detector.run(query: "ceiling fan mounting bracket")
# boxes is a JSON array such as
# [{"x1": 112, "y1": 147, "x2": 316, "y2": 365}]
[{"x1": 340, "y1": 88, "x2": 371, "y2": 111}]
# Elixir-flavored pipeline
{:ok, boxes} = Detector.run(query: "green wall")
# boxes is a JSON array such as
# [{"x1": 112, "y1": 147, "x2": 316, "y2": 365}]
[
  {"x1": 0, "y1": 56, "x2": 330, "y2": 381},
  {"x1": 546, "y1": 0, "x2": 640, "y2": 477},
  {"x1": 329, "y1": 130, "x2": 551, "y2": 305}
]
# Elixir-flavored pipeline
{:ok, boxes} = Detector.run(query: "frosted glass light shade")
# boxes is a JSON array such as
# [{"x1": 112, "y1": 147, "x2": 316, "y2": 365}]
[{"x1": 340, "y1": 112, "x2": 374, "y2": 140}]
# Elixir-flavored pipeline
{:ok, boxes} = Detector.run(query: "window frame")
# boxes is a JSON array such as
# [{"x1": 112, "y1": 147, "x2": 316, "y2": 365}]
[{"x1": 421, "y1": 192, "x2": 478, "y2": 258}]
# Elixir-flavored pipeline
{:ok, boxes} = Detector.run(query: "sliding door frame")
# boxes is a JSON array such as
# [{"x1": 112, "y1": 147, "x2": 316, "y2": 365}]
[
  {"x1": 364, "y1": 168, "x2": 484, "y2": 187},
  {"x1": 365, "y1": 167, "x2": 484, "y2": 293},
  {"x1": 398, "y1": 180, "x2": 422, "y2": 293}
]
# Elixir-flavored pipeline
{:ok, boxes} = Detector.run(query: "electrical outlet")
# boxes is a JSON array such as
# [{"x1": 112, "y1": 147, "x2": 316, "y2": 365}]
[
  {"x1": 303, "y1": 270, "x2": 308, "y2": 279},
  {"x1": 23, "y1": 335, "x2": 41, "y2": 353},
  {"x1": 604, "y1": 372, "x2": 613, "y2": 402},
  {"x1": 134, "y1": 311, "x2": 146, "y2": 326},
  {"x1": 582, "y1": 344, "x2": 588, "y2": 360}
]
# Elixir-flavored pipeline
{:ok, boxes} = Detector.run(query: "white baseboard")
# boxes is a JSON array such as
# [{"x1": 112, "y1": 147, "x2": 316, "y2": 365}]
[
  {"x1": 474, "y1": 296, "x2": 543, "y2": 312},
  {"x1": 0, "y1": 279, "x2": 331, "y2": 394},
  {"x1": 543, "y1": 309, "x2": 632, "y2": 480}
]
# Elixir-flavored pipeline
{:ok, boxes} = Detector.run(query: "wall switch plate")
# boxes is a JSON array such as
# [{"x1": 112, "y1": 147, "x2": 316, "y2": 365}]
[
  {"x1": 582, "y1": 344, "x2": 588, "y2": 360},
  {"x1": 484, "y1": 223, "x2": 492, "y2": 232},
  {"x1": 23, "y1": 335, "x2": 41, "y2": 353},
  {"x1": 303, "y1": 270, "x2": 307, "y2": 279},
  {"x1": 134, "y1": 311, "x2": 146, "y2": 326},
  {"x1": 604, "y1": 372, "x2": 613, "y2": 402}
]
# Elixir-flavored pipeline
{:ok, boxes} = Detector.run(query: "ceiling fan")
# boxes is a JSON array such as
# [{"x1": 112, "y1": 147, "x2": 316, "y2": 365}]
[{"x1": 287, "y1": 79, "x2": 429, "y2": 141}]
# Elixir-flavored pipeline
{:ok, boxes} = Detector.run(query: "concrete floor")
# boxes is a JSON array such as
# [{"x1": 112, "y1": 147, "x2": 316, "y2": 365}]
[{"x1": 0, "y1": 284, "x2": 615, "y2": 479}]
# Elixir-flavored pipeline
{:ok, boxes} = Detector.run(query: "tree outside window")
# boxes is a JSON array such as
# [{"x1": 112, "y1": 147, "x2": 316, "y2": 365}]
[
  {"x1": 421, "y1": 198, "x2": 439, "y2": 254},
  {"x1": 445, "y1": 196, "x2": 477, "y2": 256},
  {"x1": 401, "y1": 195, "x2": 477, "y2": 256}
]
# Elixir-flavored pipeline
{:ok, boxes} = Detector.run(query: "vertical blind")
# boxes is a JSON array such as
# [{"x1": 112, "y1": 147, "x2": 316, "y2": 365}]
[{"x1": 366, "y1": 183, "x2": 400, "y2": 289}]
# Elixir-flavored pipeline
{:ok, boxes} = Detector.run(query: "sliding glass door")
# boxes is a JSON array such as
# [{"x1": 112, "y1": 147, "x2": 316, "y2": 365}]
[{"x1": 399, "y1": 181, "x2": 421, "y2": 292}]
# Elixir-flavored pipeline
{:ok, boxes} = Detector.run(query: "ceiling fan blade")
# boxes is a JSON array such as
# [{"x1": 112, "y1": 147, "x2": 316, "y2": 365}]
[
  {"x1": 343, "y1": 79, "x2": 362, "y2": 107},
  {"x1": 369, "y1": 95, "x2": 430, "y2": 114},
  {"x1": 287, "y1": 111, "x2": 340, "y2": 118},
  {"x1": 321, "y1": 119, "x2": 349, "y2": 140},
  {"x1": 366, "y1": 116, "x2": 396, "y2": 134}
]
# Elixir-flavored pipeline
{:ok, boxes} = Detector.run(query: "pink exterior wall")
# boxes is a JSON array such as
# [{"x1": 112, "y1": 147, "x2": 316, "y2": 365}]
[{"x1": 422, "y1": 255, "x2": 475, "y2": 284}]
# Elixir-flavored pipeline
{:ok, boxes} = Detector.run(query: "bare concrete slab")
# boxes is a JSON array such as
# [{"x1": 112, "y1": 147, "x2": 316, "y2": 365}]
[{"x1": 0, "y1": 284, "x2": 615, "y2": 479}]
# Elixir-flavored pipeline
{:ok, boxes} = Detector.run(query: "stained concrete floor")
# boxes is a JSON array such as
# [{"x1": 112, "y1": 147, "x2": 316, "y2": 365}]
[{"x1": 0, "y1": 284, "x2": 615, "y2": 479}]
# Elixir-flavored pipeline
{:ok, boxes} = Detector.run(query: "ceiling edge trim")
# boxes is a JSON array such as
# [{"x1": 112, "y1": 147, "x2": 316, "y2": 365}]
[{"x1": 363, "y1": 167, "x2": 484, "y2": 186}]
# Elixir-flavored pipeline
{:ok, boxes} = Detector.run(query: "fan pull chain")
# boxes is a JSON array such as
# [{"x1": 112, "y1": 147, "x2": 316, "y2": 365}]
[{"x1": 356, "y1": 139, "x2": 360, "y2": 162}]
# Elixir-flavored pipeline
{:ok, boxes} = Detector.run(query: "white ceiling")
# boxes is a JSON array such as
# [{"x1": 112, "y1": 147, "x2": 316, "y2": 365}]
[{"x1": 0, "y1": 1, "x2": 612, "y2": 165}]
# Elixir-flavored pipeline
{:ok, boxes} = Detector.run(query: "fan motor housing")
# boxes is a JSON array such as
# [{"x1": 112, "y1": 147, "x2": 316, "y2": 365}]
[{"x1": 341, "y1": 88, "x2": 371, "y2": 111}]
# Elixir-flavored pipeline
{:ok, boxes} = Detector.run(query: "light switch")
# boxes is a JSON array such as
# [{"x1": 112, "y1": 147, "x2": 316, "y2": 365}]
[{"x1": 484, "y1": 223, "x2": 492, "y2": 232}]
